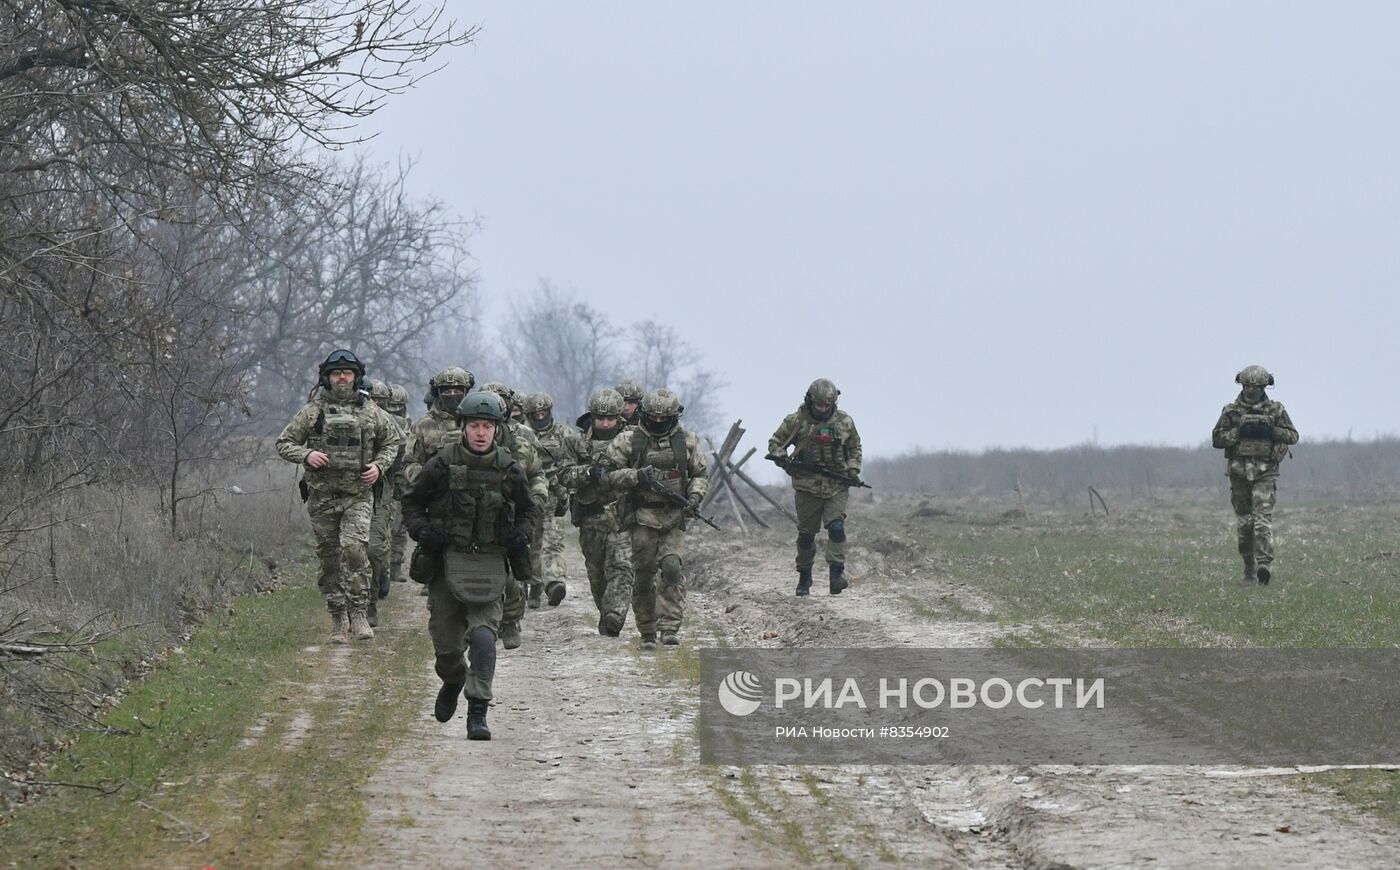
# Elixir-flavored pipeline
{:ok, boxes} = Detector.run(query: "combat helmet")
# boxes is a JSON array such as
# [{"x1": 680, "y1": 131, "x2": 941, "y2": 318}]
[
  {"x1": 455, "y1": 390, "x2": 508, "y2": 424},
  {"x1": 1235, "y1": 365, "x2": 1274, "y2": 387},
  {"x1": 640, "y1": 388, "x2": 683, "y2": 436},
  {"x1": 615, "y1": 379, "x2": 646, "y2": 403},
  {"x1": 588, "y1": 388, "x2": 625, "y2": 418},
  {"x1": 387, "y1": 384, "x2": 409, "y2": 415},
  {"x1": 368, "y1": 379, "x2": 391, "y2": 406},
  {"x1": 318, "y1": 348, "x2": 366, "y2": 390},
  {"x1": 804, "y1": 378, "x2": 840, "y2": 420},
  {"x1": 430, "y1": 366, "x2": 475, "y2": 397},
  {"x1": 523, "y1": 392, "x2": 555, "y2": 431},
  {"x1": 479, "y1": 381, "x2": 515, "y2": 404}
]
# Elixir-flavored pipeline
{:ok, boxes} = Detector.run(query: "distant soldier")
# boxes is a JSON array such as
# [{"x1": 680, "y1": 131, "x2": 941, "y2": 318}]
[
  {"x1": 767, "y1": 378, "x2": 864, "y2": 596},
  {"x1": 479, "y1": 382, "x2": 549, "y2": 647},
  {"x1": 402, "y1": 391, "x2": 537, "y2": 740},
  {"x1": 523, "y1": 392, "x2": 581, "y2": 609},
  {"x1": 605, "y1": 389, "x2": 708, "y2": 649},
  {"x1": 615, "y1": 379, "x2": 645, "y2": 427},
  {"x1": 386, "y1": 383, "x2": 412, "y2": 586},
  {"x1": 276, "y1": 350, "x2": 403, "y2": 643},
  {"x1": 561, "y1": 389, "x2": 635, "y2": 635},
  {"x1": 405, "y1": 366, "x2": 475, "y2": 484},
  {"x1": 366, "y1": 379, "x2": 409, "y2": 626},
  {"x1": 1211, "y1": 365, "x2": 1299, "y2": 585}
]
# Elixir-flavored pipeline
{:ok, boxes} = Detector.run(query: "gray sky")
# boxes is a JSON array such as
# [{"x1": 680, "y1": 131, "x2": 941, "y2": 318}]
[{"x1": 356, "y1": 3, "x2": 1400, "y2": 458}]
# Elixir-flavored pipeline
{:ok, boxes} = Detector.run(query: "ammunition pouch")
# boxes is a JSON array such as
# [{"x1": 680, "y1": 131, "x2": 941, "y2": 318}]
[
  {"x1": 409, "y1": 547, "x2": 440, "y2": 584},
  {"x1": 443, "y1": 550, "x2": 509, "y2": 604}
]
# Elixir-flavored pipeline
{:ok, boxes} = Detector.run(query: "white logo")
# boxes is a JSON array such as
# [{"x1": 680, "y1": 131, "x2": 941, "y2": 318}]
[{"x1": 718, "y1": 671, "x2": 763, "y2": 716}]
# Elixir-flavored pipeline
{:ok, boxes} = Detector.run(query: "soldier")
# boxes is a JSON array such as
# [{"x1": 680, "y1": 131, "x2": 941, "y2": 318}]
[
  {"x1": 561, "y1": 389, "x2": 635, "y2": 636},
  {"x1": 386, "y1": 383, "x2": 412, "y2": 586},
  {"x1": 1211, "y1": 365, "x2": 1299, "y2": 585},
  {"x1": 523, "y1": 392, "x2": 581, "y2": 610},
  {"x1": 605, "y1": 389, "x2": 708, "y2": 649},
  {"x1": 615, "y1": 379, "x2": 645, "y2": 427},
  {"x1": 276, "y1": 350, "x2": 403, "y2": 643},
  {"x1": 479, "y1": 382, "x2": 549, "y2": 647},
  {"x1": 767, "y1": 378, "x2": 864, "y2": 596},
  {"x1": 366, "y1": 379, "x2": 409, "y2": 626},
  {"x1": 402, "y1": 391, "x2": 536, "y2": 740},
  {"x1": 405, "y1": 366, "x2": 475, "y2": 484}
]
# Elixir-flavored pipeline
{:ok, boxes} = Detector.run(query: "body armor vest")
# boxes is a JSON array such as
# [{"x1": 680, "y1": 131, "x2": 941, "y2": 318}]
[
  {"x1": 630, "y1": 429, "x2": 689, "y2": 505},
  {"x1": 428, "y1": 444, "x2": 517, "y2": 553},
  {"x1": 795, "y1": 422, "x2": 848, "y2": 469},
  {"x1": 307, "y1": 402, "x2": 370, "y2": 491}
]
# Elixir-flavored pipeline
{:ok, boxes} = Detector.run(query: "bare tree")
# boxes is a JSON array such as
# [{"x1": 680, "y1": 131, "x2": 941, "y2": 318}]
[
  {"x1": 629, "y1": 320, "x2": 727, "y2": 435},
  {"x1": 500, "y1": 282, "x2": 622, "y2": 419}
]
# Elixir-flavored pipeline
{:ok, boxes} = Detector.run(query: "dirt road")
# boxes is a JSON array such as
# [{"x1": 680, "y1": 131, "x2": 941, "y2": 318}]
[{"x1": 305, "y1": 527, "x2": 1400, "y2": 868}]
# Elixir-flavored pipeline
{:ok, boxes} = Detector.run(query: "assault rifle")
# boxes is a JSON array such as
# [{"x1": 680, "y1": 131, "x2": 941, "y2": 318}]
[
  {"x1": 638, "y1": 470, "x2": 722, "y2": 531},
  {"x1": 766, "y1": 454, "x2": 871, "y2": 489}
]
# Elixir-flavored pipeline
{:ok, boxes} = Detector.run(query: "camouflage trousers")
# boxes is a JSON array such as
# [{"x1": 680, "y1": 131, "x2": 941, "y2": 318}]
[
  {"x1": 306, "y1": 488, "x2": 374, "y2": 614},
  {"x1": 629, "y1": 520, "x2": 687, "y2": 636},
  {"x1": 794, "y1": 488, "x2": 850, "y2": 571},
  {"x1": 1230, "y1": 473, "x2": 1278, "y2": 566},
  {"x1": 426, "y1": 575, "x2": 502, "y2": 700},
  {"x1": 530, "y1": 511, "x2": 568, "y2": 592},
  {"x1": 579, "y1": 520, "x2": 634, "y2": 629},
  {"x1": 369, "y1": 492, "x2": 401, "y2": 588},
  {"x1": 390, "y1": 510, "x2": 408, "y2": 582}
]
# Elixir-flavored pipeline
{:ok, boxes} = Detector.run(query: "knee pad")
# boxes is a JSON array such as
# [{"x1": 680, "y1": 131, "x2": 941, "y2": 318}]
[
  {"x1": 824, "y1": 518, "x2": 846, "y2": 543},
  {"x1": 660, "y1": 554, "x2": 684, "y2": 586},
  {"x1": 468, "y1": 626, "x2": 497, "y2": 679},
  {"x1": 797, "y1": 532, "x2": 817, "y2": 549},
  {"x1": 343, "y1": 543, "x2": 369, "y2": 570}
]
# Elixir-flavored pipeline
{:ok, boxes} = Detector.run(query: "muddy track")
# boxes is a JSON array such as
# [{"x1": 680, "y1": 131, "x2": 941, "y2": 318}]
[{"x1": 337, "y1": 528, "x2": 1400, "y2": 868}]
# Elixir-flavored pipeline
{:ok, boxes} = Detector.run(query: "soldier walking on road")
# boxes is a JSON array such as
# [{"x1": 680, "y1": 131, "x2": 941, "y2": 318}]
[
  {"x1": 276, "y1": 350, "x2": 403, "y2": 643},
  {"x1": 561, "y1": 389, "x2": 635, "y2": 636},
  {"x1": 402, "y1": 391, "x2": 537, "y2": 740},
  {"x1": 365, "y1": 379, "x2": 409, "y2": 626},
  {"x1": 767, "y1": 378, "x2": 864, "y2": 597},
  {"x1": 615, "y1": 379, "x2": 645, "y2": 428},
  {"x1": 605, "y1": 389, "x2": 708, "y2": 649},
  {"x1": 386, "y1": 383, "x2": 412, "y2": 586},
  {"x1": 523, "y1": 392, "x2": 581, "y2": 610},
  {"x1": 1211, "y1": 365, "x2": 1299, "y2": 585}
]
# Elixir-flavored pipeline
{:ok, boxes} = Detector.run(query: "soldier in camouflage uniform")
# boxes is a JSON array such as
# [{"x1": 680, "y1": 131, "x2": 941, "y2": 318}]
[
  {"x1": 1211, "y1": 365, "x2": 1299, "y2": 585},
  {"x1": 276, "y1": 350, "x2": 403, "y2": 643},
  {"x1": 402, "y1": 391, "x2": 537, "y2": 740},
  {"x1": 405, "y1": 367, "x2": 475, "y2": 484},
  {"x1": 523, "y1": 392, "x2": 581, "y2": 609},
  {"x1": 561, "y1": 389, "x2": 635, "y2": 636},
  {"x1": 615, "y1": 379, "x2": 645, "y2": 428},
  {"x1": 768, "y1": 378, "x2": 864, "y2": 596},
  {"x1": 605, "y1": 389, "x2": 708, "y2": 649},
  {"x1": 366, "y1": 379, "x2": 409, "y2": 626},
  {"x1": 387, "y1": 384, "x2": 412, "y2": 585},
  {"x1": 479, "y1": 382, "x2": 549, "y2": 647}
]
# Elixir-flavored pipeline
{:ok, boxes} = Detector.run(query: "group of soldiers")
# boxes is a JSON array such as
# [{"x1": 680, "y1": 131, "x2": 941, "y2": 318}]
[
  {"x1": 281, "y1": 350, "x2": 830, "y2": 741},
  {"x1": 275, "y1": 346, "x2": 1292, "y2": 743}
]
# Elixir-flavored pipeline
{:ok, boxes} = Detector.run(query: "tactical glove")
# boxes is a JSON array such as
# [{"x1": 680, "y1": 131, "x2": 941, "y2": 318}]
[
  {"x1": 1238, "y1": 421, "x2": 1276, "y2": 440},
  {"x1": 686, "y1": 492, "x2": 703, "y2": 512},
  {"x1": 636, "y1": 466, "x2": 658, "y2": 489},
  {"x1": 414, "y1": 523, "x2": 447, "y2": 553},
  {"x1": 504, "y1": 528, "x2": 532, "y2": 551},
  {"x1": 765, "y1": 452, "x2": 790, "y2": 468},
  {"x1": 587, "y1": 464, "x2": 607, "y2": 484},
  {"x1": 553, "y1": 498, "x2": 569, "y2": 517}
]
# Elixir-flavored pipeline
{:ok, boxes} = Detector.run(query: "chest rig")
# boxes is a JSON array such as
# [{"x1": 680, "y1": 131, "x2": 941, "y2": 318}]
[
  {"x1": 629, "y1": 429, "x2": 689, "y2": 505},
  {"x1": 428, "y1": 444, "x2": 517, "y2": 553},
  {"x1": 795, "y1": 419, "x2": 848, "y2": 469},
  {"x1": 308, "y1": 401, "x2": 369, "y2": 491}
]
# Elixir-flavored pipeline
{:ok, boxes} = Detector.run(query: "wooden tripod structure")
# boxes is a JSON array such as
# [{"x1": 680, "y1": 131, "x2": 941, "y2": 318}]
[{"x1": 700, "y1": 420, "x2": 798, "y2": 533}]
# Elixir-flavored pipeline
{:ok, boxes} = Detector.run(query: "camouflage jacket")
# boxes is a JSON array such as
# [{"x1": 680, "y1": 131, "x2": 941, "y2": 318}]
[
  {"x1": 604, "y1": 426, "x2": 708, "y2": 531},
  {"x1": 276, "y1": 393, "x2": 403, "y2": 496},
  {"x1": 500, "y1": 420, "x2": 549, "y2": 506},
  {"x1": 405, "y1": 405, "x2": 460, "y2": 485},
  {"x1": 768, "y1": 407, "x2": 863, "y2": 498},
  {"x1": 1211, "y1": 394, "x2": 1299, "y2": 481},
  {"x1": 559, "y1": 426, "x2": 628, "y2": 526},
  {"x1": 530, "y1": 419, "x2": 584, "y2": 505}
]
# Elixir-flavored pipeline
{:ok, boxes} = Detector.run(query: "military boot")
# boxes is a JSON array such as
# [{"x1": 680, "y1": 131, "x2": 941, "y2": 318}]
[
  {"x1": 367, "y1": 598, "x2": 379, "y2": 628},
  {"x1": 1242, "y1": 556, "x2": 1258, "y2": 585},
  {"x1": 418, "y1": 583, "x2": 429, "y2": 596},
  {"x1": 660, "y1": 630, "x2": 680, "y2": 646},
  {"x1": 350, "y1": 610, "x2": 374, "y2": 640},
  {"x1": 546, "y1": 581, "x2": 567, "y2": 607},
  {"x1": 391, "y1": 565, "x2": 407, "y2": 583},
  {"x1": 527, "y1": 582, "x2": 543, "y2": 609},
  {"x1": 465, "y1": 699, "x2": 491, "y2": 740},
  {"x1": 796, "y1": 569, "x2": 812, "y2": 597},
  {"x1": 1256, "y1": 564, "x2": 1272, "y2": 585},
  {"x1": 499, "y1": 619, "x2": 522, "y2": 650},
  {"x1": 829, "y1": 562, "x2": 848, "y2": 595},
  {"x1": 434, "y1": 680, "x2": 465, "y2": 723},
  {"x1": 329, "y1": 611, "x2": 349, "y2": 645},
  {"x1": 598, "y1": 613, "x2": 622, "y2": 637},
  {"x1": 640, "y1": 633, "x2": 657, "y2": 651}
]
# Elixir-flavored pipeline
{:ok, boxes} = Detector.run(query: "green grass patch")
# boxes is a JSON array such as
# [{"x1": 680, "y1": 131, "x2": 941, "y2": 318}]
[
  {"x1": 1297, "y1": 769, "x2": 1400, "y2": 829},
  {"x1": 0, "y1": 564, "x2": 432, "y2": 868}
]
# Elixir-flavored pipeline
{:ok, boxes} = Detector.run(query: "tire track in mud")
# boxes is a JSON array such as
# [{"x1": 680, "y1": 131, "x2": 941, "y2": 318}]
[{"x1": 683, "y1": 528, "x2": 1400, "y2": 869}]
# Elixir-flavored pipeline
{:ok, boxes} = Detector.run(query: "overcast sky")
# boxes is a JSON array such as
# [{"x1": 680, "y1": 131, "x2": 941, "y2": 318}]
[{"x1": 355, "y1": 3, "x2": 1400, "y2": 458}]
